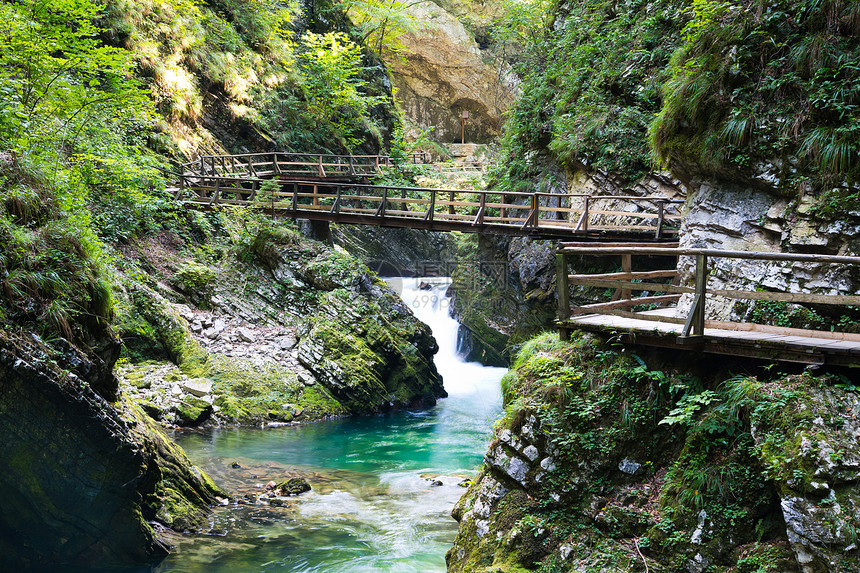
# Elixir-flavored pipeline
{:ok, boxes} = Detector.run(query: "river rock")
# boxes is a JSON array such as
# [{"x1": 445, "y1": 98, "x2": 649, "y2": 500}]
[
  {"x1": 181, "y1": 378, "x2": 212, "y2": 397},
  {"x1": 237, "y1": 327, "x2": 257, "y2": 343},
  {"x1": 273, "y1": 477, "x2": 311, "y2": 496}
]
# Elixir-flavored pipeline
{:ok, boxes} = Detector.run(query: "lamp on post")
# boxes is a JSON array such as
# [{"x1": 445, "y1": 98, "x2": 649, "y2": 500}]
[{"x1": 460, "y1": 110, "x2": 469, "y2": 145}]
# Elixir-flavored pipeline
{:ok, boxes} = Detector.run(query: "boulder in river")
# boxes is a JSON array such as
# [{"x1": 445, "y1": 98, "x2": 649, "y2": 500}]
[{"x1": 274, "y1": 477, "x2": 312, "y2": 496}]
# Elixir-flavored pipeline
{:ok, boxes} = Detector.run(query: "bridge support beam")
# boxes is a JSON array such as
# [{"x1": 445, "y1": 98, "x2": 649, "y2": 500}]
[{"x1": 556, "y1": 253, "x2": 571, "y2": 341}]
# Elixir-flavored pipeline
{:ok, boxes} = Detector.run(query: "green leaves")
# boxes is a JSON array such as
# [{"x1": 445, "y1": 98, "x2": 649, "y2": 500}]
[
  {"x1": 651, "y1": 0, "x2": 860, "y2": 189},
  {"x1": 493, "y1": 0, "x2": 686, "y2": 187},
  {"x1": 297, "y1": 31, "x2": 385, "y2": 151},
  {"x1": 0, "y1": 0, "x2": 152, "y2": 151},
  {"x1": 659, "y1": 390, "x2": 719, "y2": 427}
]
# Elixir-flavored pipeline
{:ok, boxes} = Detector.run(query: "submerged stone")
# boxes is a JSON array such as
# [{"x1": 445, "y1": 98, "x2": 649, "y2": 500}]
[{"x1": 274, "y1": 477, "x2": 312, "y2": 496}]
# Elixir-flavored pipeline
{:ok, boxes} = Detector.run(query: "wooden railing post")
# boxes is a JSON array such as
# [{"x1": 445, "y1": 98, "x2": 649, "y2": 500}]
[
  {"x1": 500, "y1": 194, "x2": 507, "y2": 220},
  {"x1": 375, "y1": 187, "x2": 388, "y2": 217},
  {"x1": 210, "y1": 179, "x2": 220, "y2": 206},
  {"x1": 522, "y1": 193, "x2": 539, "y2": 230},
  {"x1": 449, "y1": 190, "x2": 455, "y2": 215},
  {"x1": 656, "y1": 200, "x2": 666, "y2": 240},
  {"x1": 681, "y1": 253, "x2": 708, "y2": 339},
  {"x1": 177, "y1": 172, "x2": 185, "y2": 199},
  {"x1": 621, "y1": 254, "x2": 632, "y2": 301},
  {"x1": 291, "y1": 183, "x2": 298, "y2": 211},
  {"x1": 575, "y1": 196, "x2": 590, "y2": 233},
  {"x1": 313, "y1": 184, "x2": 319, "y2": 208},
  {"x1": 401, "y1": 188, "x2": 407, "y2": 212},
  {"x1": 317, "y1": 156, "x2": 325, "y2": 177},
  {"x1": 424, "y1": 189, "x2": 436, "y2": 222},
  {"x1": 331, "y1": 185, "x2": 341, "y2": 214},
  {"x1": 557, "y1": 252, "x2": 570, "y2": 341},
  {"x1": 473, "y1": 192, "x2": 486, "y2": 226}
]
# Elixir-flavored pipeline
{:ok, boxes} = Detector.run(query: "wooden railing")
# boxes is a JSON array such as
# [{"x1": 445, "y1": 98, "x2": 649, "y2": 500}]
[
  {"x1": 557, "y1": 245, "x2": 860, "y2": 342},
  {"x1": 181, "y1": 152, "x2": 431, "y2": 182},
  {"x1": 176, "y1": 176, "x2": 684, "y2": 238}
]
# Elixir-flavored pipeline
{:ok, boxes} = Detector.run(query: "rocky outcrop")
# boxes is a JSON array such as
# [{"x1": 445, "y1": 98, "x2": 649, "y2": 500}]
[
  {"x1": 448, "y1": 332, "x2": 860, "y2": 573},
  {"x1": 117, "y1": 227, "x2": 445, "y2": 423},
  {"x1": 384, "y1": 0, "x2": 517, "y2": 143},
  {"x1": 0, "y1": 330, "x2": 223, "y2": 570},
  {"x1": 675, "y1": 179, "x2": 860, "y2": 326}
]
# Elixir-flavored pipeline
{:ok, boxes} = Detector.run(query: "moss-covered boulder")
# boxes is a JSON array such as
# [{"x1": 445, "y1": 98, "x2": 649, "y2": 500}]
[
  {"x1": 116, "y1": 225, "x2": 446, "y2": 422},
  {"x1": 449, "y1": 331, "x2": 858, "y2": 573},
  {"x1": 256, "y1": 234, "x2": 446, "y2": 413},
  {"x1": 274, "y1": 477, "x2": 311, "y2": 496}
]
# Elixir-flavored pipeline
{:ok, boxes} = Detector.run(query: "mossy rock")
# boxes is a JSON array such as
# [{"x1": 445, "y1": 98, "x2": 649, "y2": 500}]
[
  {"x1": 274, "y1": 477, "x2": 311, "y2": 496},
  {"x1": 138, "y1": 399, "x2": 163, "y2": 420},
  {"x1": 176, "y1": 397, "x2": 212, "y2": 426}
]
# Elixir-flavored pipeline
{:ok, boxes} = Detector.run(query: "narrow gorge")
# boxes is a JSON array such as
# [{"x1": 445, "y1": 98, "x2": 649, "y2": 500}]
[{"x1": 2, "y1": 0, "x2": 860, "y2": 572}]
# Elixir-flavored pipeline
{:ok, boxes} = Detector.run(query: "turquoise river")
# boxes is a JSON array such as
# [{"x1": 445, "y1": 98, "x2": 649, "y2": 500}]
[{"x1": 153, "y1": 277, "x2": 506, "y2": 572}]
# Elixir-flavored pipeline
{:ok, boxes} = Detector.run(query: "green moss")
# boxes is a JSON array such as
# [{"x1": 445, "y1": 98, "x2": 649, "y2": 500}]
[
  {"x1": 126, "y1": 401, "x2": 223, "y2": 532},
  {"x1": 452, "y1": 331, "x2": 860, "y2": 572},
  {"x1": 115, "y1": 281, "x2": 210, "y2": 374},
  {"x1": 176, "y1": 396, "x2": 212, "y2": 426},
  {"x1": 300, "y1": 284, "x2": 442, "y2": 413}
]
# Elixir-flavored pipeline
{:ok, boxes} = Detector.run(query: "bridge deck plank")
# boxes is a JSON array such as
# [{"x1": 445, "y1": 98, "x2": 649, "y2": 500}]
[{"x1": 563, "y1": 312, "x2": 860, "y2": 364}]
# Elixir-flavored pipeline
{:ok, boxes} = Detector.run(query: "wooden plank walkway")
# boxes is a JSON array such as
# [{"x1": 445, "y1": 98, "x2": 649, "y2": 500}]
[
  {"x1": 566, "y1": 309, "x2": 860, "y2": 366},
  {"x1": 556, "y1": 245, "x2": 860, "y2": 366}
]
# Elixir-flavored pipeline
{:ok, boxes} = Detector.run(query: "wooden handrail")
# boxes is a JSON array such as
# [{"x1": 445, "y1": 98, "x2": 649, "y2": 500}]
[{"x1": 556, "y1": 246, "x2": 860, "y2": 343}]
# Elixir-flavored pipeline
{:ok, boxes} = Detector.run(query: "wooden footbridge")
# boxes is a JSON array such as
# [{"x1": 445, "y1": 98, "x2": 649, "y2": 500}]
[
  {"x1": 557, "y1": 244, "x2": 860, "y2": 366},
  {"x1": 175, "y1": 152, "x2": 684, "y2": 239},
  {"x1": 175, "y1": 152, "x2": 860, "y2": 367}
]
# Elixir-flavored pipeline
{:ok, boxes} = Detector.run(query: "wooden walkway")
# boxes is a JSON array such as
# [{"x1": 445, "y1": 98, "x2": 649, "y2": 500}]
[
  {"x1": 176, "y1": 153, "x2": 684, "y2": 240},
  {"x1": 556, "y1": 245, "x2": 860, "y2": 366},
  {"x1": 570, "y1": 309, "x2": 860, "y2": 366}
]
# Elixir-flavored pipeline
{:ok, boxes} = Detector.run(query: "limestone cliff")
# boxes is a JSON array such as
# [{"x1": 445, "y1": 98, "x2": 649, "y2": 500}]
[
  {"x1": 383, "y1": 0, "x2": 516, "y2": 143},
  {"x1": 448, "y1": 332, "x2": 860, "y2": 573},
  {"x1": 674, "y1": 177, "x2": 860, "y2": 328}
]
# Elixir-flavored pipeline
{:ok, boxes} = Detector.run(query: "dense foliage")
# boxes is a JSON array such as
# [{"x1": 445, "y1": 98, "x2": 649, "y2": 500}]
[
  {"x1": 0, "y1": 0, "x2": 403, "y2": 347},
  {"x1": 492, "y1": 0, "x2": 687, "y2": 190},
  {"x1": 494, "y1": 0, "x2": 860, "y2": 194},
  {"x1": 652, "y1": 0, "x2": 860, "y2": 191}
]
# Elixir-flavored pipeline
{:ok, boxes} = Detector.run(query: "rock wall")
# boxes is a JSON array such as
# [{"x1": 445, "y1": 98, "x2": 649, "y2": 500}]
[
  {"x1": 384, "y1": 0, "x2": 517, "y2": 143},
  {"x1": 448, "y1": 333, "x2": 860, "y2": 573},
  {"x1": 332, "y1": 225, "x2": 456, "y2": 276},
  {"x1": 116, "y1": 226, "x2": 445, "y2": 425},
  {"x1": 0, "y1": 330, "x2": 222, "y2": 570},
  {"x1": 675, "y1": 178, "x2": 860, "y2": 325}
]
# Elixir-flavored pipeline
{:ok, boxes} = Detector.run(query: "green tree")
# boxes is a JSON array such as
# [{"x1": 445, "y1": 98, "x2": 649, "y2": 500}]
[
  {"x1": 0, "y1": 0, "x2": 151, "y2": 151},
  {"x1": 298, "y1": 31, "x2": 384, "y2": 150},
  {"x1": 339, "y1": 0, "x2": 425, "y2": 57}
]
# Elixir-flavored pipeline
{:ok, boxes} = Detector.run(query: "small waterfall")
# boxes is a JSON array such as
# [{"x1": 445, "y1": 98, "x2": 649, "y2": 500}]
[{"x1": 392, "y1": 277, "x2": 505, "y2": 403}]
